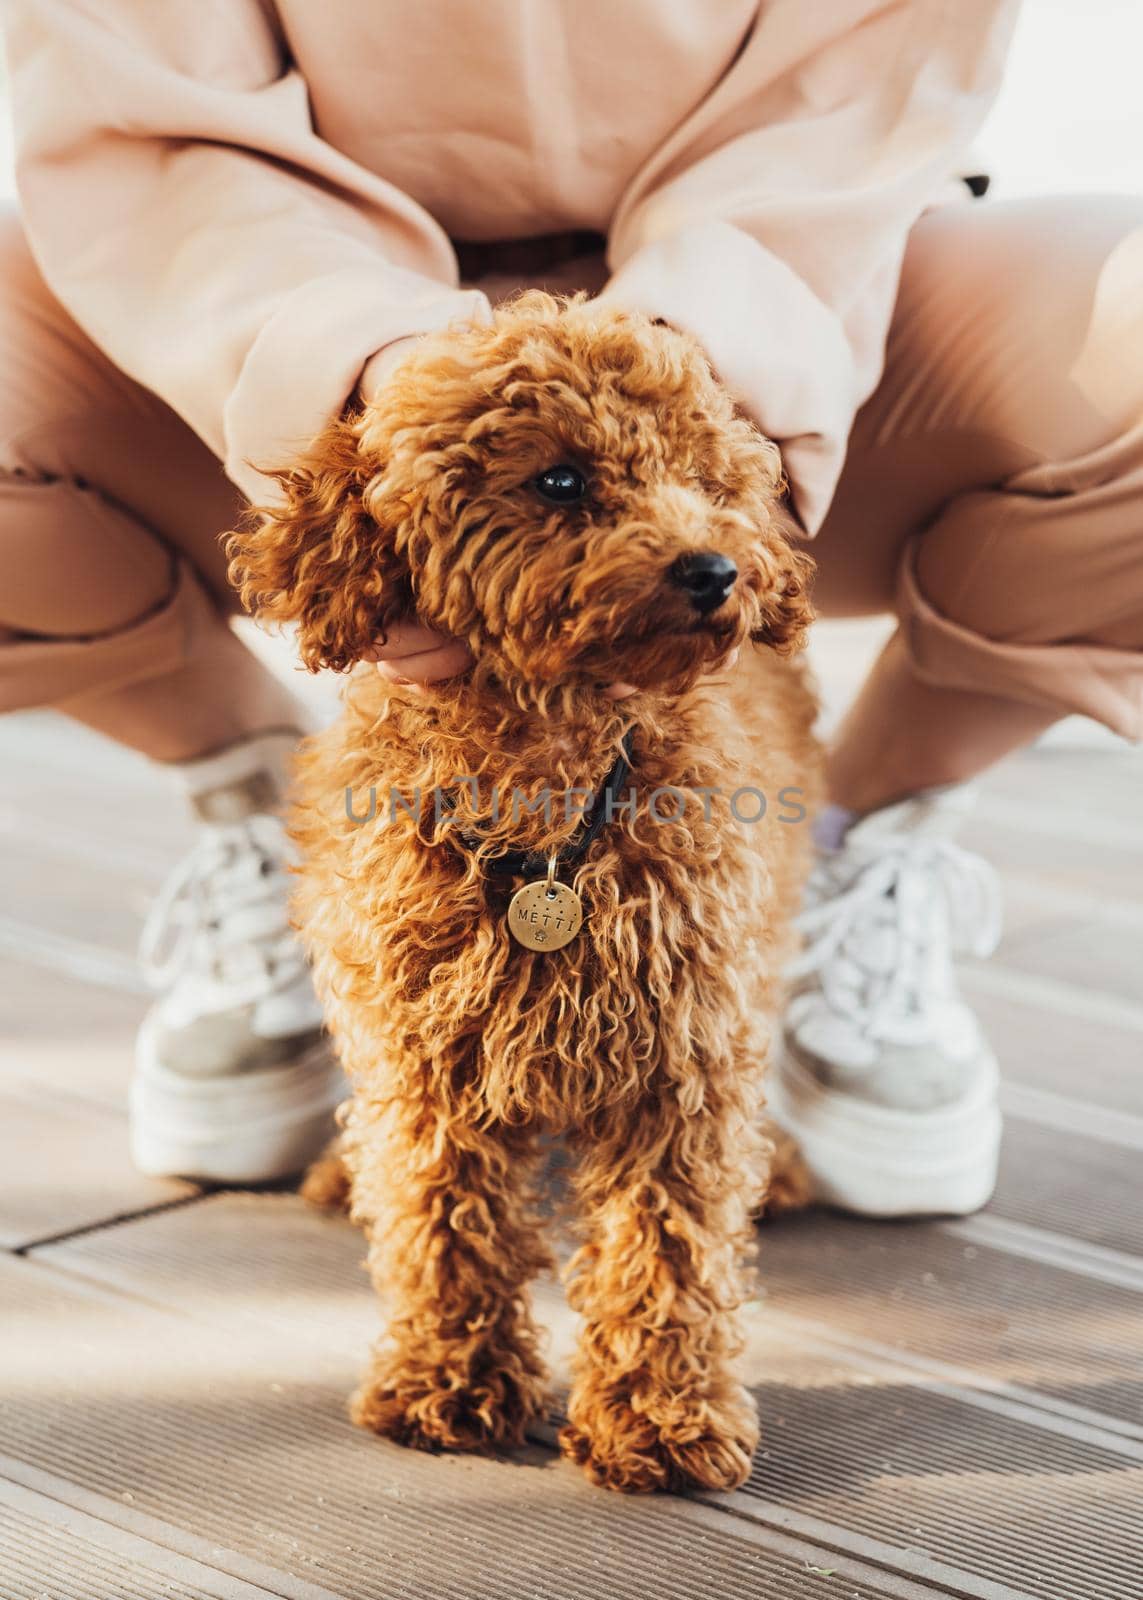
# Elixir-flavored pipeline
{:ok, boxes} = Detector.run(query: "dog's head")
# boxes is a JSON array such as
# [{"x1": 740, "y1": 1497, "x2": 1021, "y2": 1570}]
[{"x1": 228, "y1": 292, "x2": 813, "y2": 699}]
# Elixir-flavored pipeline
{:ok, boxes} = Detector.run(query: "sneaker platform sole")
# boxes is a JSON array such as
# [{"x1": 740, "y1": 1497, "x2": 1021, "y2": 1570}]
[
  {"x1": 131, "y1": 1024, "x2": 347, "y2": 1185},
  {"x1": 766, "y1": 1045, "x2": 1002, "y2": 1218}
]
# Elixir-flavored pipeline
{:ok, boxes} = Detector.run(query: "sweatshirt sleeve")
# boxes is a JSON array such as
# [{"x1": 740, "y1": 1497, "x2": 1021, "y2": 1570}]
[
  {"x1": 598, "y1": 1, "x2": 1020, "y2": 534},
  {"x1": 2, "y1": 1, "x2": 490, "y2": 499}
]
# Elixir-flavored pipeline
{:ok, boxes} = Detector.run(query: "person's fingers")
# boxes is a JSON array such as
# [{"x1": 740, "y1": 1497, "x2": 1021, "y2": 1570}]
[
  {"x1": 358, "y1": 337, "x2": 421, "y2": 406},
  {"x1": 359, "y1": 618, "x2": 462, "y2": 663},
  {"x1": 602, "y1": 645, "x2": 738, "y2": 700},
  {"x1": 364, "y1": 624, "x2": 738, "y2": 693},
  {"x1": 359, "y1": 616, "x2": 474, "y2": 684},
  {"x1": 374, "y1": 639, "x2": 474, "y2": 685}
]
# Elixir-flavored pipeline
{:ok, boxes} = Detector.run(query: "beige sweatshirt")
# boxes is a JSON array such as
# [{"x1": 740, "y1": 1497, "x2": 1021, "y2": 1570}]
[{"x1": 3, "y1": 1, "x2": 1018, "y2": 531}]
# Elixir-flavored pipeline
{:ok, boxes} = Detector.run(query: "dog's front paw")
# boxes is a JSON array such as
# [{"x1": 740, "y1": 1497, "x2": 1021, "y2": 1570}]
[
  {"x1": 560, "y1": 1384, "x2": 759, "y2": 1494},
  {"x1": 351, "y1": 1356, "x2": 547, "y2": 1455}
]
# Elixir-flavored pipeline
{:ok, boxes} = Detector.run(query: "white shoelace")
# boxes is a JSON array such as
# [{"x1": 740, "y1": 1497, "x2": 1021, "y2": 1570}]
[
  {"x1": 789, "y1": 835, "x2": 1002, "y2": 1045},
  {"x1": 139, "y1": 814, "x2": 306, "y2": 999}
]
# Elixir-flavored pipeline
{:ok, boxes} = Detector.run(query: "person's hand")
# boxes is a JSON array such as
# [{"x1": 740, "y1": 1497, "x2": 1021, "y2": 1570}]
[
  {"x1": 360, "y1": 619, "x2": 473, "y2": 687},
  {"x1": 363, "y1": 618, "x2": 642, "y2": 697},
  {"x1": 363, "y1": 618, "x2": 735, "y2": 699},
  {"x1": 358, "y1": 338, "x2": 423, "y2": 409}
]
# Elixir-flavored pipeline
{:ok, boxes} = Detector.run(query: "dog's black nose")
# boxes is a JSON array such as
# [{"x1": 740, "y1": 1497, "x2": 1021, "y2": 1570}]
[{"x1": 669, "y1": 551, "x2": 738, "y2": 614}]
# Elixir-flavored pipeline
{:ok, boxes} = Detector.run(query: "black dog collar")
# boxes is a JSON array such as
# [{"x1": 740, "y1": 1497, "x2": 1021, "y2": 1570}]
[{"x1": 452, "y1": 729, "x2": 635, "y2": 880}]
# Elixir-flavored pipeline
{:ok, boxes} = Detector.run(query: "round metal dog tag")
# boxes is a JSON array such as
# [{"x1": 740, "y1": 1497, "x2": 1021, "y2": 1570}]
[{"x1": 507, "y1": 877, "x2": 583, "y2": 951}]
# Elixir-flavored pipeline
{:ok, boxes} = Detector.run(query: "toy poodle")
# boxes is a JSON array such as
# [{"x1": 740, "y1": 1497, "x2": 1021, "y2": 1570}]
[{"x1": 228, "y1": 290, "x2": 820, "y2": 1493}]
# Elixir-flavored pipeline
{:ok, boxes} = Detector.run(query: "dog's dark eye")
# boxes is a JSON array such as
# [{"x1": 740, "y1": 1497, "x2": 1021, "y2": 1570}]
[{"x1": 533, "y1": 464, "x2": 586, "y2": 504}]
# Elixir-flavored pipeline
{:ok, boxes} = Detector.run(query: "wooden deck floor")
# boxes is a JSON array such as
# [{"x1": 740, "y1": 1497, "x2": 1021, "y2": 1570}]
[{"x1": 2, "y1": 686, "x2": 1141, "y2": 1600}]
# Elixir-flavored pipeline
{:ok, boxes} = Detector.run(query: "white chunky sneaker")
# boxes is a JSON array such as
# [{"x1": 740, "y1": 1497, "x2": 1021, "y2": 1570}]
[
  {"x1": 131, "y1": 732, "x2": 346, "y2": 1184},
  {"x1": 768, "y1": 784, "x2": 1003, "y2": 1218}
]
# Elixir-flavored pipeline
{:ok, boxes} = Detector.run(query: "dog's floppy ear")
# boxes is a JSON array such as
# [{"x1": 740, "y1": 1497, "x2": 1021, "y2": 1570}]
[
  {"x1": 226, "y1": 415, "x2": 411, "y2": 673},
  {"x1": 750, "y1": 525, "x2": 816, "y2": 656}
]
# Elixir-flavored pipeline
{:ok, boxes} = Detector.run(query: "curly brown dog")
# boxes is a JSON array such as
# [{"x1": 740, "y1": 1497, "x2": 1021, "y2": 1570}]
[{"x1": 228, "y1": 291, "x2": 821, "y2": 1494}]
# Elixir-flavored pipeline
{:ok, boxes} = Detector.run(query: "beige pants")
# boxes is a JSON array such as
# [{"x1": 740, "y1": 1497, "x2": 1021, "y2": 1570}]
[{"x1": 1, "y1": 197, "x2": 1141, "y2": 795}]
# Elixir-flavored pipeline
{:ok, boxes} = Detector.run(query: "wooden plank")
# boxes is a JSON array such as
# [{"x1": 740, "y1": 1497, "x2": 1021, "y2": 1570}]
[
  {"x1": 32, "y1": 1193, "x2": 1143, "y2": 1600},
  {"x1": 0, "y1": 1083, "x2": 193, "y2": 1250},
  {"x1": 0, "y1": 1253, "x2": 930, "y2": 1600}
]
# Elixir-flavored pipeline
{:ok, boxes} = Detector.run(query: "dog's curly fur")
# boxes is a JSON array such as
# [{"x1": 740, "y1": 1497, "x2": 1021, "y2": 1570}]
[{"x1": 228, "y1": 292, "x2": 821, "y2": 1494}]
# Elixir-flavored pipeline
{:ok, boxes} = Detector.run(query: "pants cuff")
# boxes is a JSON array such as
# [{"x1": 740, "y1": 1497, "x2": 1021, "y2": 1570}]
[
  {"x1": 0, "y1": 560, "x2": 226, "y2": 714},
  {"x1": 897, "y1": 539, "x2": 1143, "y2": 742}
]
